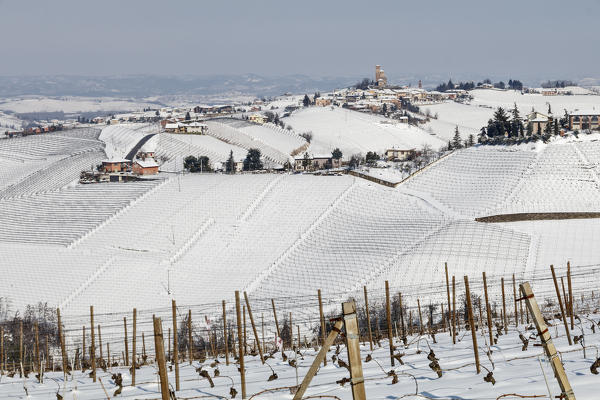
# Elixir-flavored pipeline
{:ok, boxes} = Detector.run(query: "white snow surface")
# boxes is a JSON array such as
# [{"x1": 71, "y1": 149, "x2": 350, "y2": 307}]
[{"x1": 284, "y1": 107, "x2": 446, "y2": 155}]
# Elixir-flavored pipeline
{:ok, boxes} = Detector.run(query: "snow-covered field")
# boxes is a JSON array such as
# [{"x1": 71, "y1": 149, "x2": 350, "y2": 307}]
[{"x1": 284, "y1": 107, "x2": 445, "y2": 155}]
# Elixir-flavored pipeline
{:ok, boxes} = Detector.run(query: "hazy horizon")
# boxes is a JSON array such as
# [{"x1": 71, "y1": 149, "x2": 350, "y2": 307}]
[{"x1": 1, "y1": 0, "x2": 599, "y2": 81}]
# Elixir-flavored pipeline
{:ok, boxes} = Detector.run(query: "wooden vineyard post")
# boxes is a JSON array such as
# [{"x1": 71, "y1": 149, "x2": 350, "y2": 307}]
[
  {"x1": 567, "y1": 262, "x2": 574, "y2": 330},
  {"x1": 34, "y1": 322, "x2": 40, "y2": 378},
  {"x1": 168, "y1": 328, "x2": 171, "y2": 362},
  {"x1": 452, "y1": 275, "x2": 457, "y2": 344},
  {"x1": 171, "y1": 299, "x2": 180, "y2": 391},
  {"x1": 187, "y1": 310, "x2": 193, "y2": 365},
  {"x1": 318, "y1": 289, "x2": 329, "y2": 365},
  {"x1": 142, "y1": 332, "x2": 146, "y2": 360},
  {"x1": 501, "y1": 277, "x2": 507, "y2": 334},
  {"x1": 56, "y1": 308, "x2": 68, "y2": 375},
  {"x1": 464, "y1": 276, "x2": 480, "y2": 374},
  {"x1": 98, "y1": 325, "x2": 103, "y2": 361},
  {"x1": 222, "y1": 300, "x2": 229, "y2": 366},
  {"x1": 90, "y1": 306, "x2": 96, "y2": 382},
  {"x1": 235, "y1": 291, "x2": 246, "y2": 399},
  {"x1": 243, "y1": 306, "x2": 247, "y2": 354},
  {"x1": 417, "y1": 299, "x2": 424, "y2": 335},
  {"x1": 106, "y1": 343, "x2": 110, "y2": 369},
  {"x1": 385, "y1": 281, "x2": 394, "y2": 367},
  {"x1": 82, "y1": 325, "x2": 86, "y2": 369},
  {"x1": 288, "y1": 312, "x2": 292, "y2": 350},
  {"x1": 293, "y1": 318, "x2": 344, "y2": 400},
  {"x1": 243, "y1": 292, "x2": 264, "y2": 364},
  {"x1": 123, "y1": 317, "x2": 129, "y2": 366},
  {"x1": 363, "y1": 286, "x2": 373, "y2": 351},
  {"x1": 297, "y1": 326, "x2": 301, "y2": 350},
  {"x1": 398, "y1": 293, "x2": 406, "y2": 341},
  {"x1": 445, "y1": 262, "x2": 452, "y2": 336},
  {"x1": 153, "y1": 317, "x2": 170, "y2": 400},
  {"x1": 132, "y1": 308, "x2": 137, "y2": 386},
  {"x1": 482, "y1": 272, "x2": 494, "y2": 346},
  {"x1": 513, "y1": 274, "x2": 518, "y2": 327},
  {"x1": 19, "y1": 321, "x2": 23, "y2": 376},
  {"x1": 343, "y1": 301, "x2": 367, "y2": 400},
  {"x1": 0, "y1": 327, "x2": 3, "y2": 375},
  {"x1": 520, "y1": 282, "x2": 576, "y2": 400},
  {"x1": 271, "y1": 299, "x2": 280, "y2": 340},
  {"x1": 550, "y1": 265, "x2": 573, "y2": 346}
]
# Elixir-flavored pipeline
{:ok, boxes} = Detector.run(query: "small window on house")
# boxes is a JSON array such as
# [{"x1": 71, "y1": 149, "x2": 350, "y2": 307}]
[{"x1": 573, "y1": 116, "x2": 580, "y2": 122}]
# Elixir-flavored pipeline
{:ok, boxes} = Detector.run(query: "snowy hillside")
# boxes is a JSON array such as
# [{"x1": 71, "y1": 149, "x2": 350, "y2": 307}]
[
  {"x1": 0, "y1": 124, "x2": 599, "y2": 325},
  {"x1": 284, "y1": 107, "x2": 446, "y2": 155}
]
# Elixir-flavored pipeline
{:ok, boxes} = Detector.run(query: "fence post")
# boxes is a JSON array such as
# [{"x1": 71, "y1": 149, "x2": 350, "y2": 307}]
[
  {"x1": 171, "y1": 299, "x2": 180, "y2": 391},
  {"x1": 567, "y1": 262, "x2": 574, "y2": 330},
  {"x1": 550, "y1": 265, "x2": 572, "y2": 346},
  {"x1": 271, "y1": 299, "x2": 280, "y2": 340},
  {"x1": 417, "y1": 299, "x2": 424, "y2": 335},
  {"x1": 398, "y1": 293, "x2": 406, "y2": 341},
  {"x1": 385, "y1": 281, "x2": 394, "y2": 367},
  {"x1": 235, "y1": 291, "x2": 246, "y2": 399},
  {"x1": 520, "y1": 282, "x2": 575, "y2": 400},
  {"x1": 343, "y1": 301, "x2": 367, "y2": 400},
  {"x1": 56, "y1": 308, "x2": 68, "y2": 381},
  {"x1": 452, "y1": 275, "x2": 457, "y2": 344},
  {"x1": 34, "y1": 322, "x2": 40, "y2": 378},
  {"x1": 222, "y1": 300, "x2": 229, "y2": 366},
  {"x1": 19, "y1": 321, "x2": 23, "y2": 377},
  {"x1": 132, "y1": 308, "x2": 137, "y2": 386},
  {"x1": 90, "y1": 306, "x2": 96, "y2": 382},
  {"x1": 363, "y1": 286, "x2": 373, "y2": 351},
  {"x1": 0, "y1": 327, "x2": 3, "y2": 376},
  {"x1": 188, "y1": 310, "x2": 193, "y2": 365},
  {"x1": 318, "y1": 289, "x2": 329, "y2": 364},
  {"x1": 513, "y1": 274, "x2": 518, "y2": 327},
  {"x1": 482, "y1": 272, "x2": 494, "y2": 346},
  {"x1": 123, "y1": 317, "x2": 129, "y2": 366},
  {"x1": 501, "y1": 277, "x2": 507, "y2": 334},
  {"x1": 153, "y1": 317, "x2": 170, "y2": 400},
  {"x1": 445, "y1": 262, "x2": 451, "y2": 337},
  {"x1": 243, "y1": 292, "x2": 264, "y2": 364},
  {"x1": 98, "y1": 325, "x2": 103, "y2": 361},
  {"x1": 464, "y1": 276, "x2": 480, "y2": 374}
]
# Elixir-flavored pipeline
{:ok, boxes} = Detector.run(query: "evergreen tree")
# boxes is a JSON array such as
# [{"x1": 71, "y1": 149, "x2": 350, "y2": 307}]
[
  {"x1": 185, "y1": 112, "x2": 191, "y2": 121},
  {"x1": 331, "y1": 148, "x2": 343, "y2": 160},
  {"x1": 225, "y1": 150, "x2": 235, "y2": 173},
  {"x1": 510, "y1": 103, "x2": 522, "y2": 137},
  {"x1": 553, "y1": 119, "x2": 559, "y2": 135},
  {"x1": 303, "y1": 94, "x2": 311, "y2": 107},
  {"x1": 466, "y1": 134, "x2": 475, "y2": 147},
  {"x1": 478, "y1": 127, "x2": 487, "y2": 143},
  {"x1": 243, "y1": 148, "x2": 263, "y2": 171},
  {"x1": 302, "y1": 152, "x2": 312, "y2": 169},
  {"x1": 382, "y1": 103, "x2": 388, "y2": 115},
  {"x1": 452, "y1": 126, "x2": 462, "y2": 149}
]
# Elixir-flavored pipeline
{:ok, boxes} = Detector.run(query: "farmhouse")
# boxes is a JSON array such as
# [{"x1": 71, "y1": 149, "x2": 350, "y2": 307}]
[
  {"x1": 132, "y1": 158, "x2": 159, "y2": 175},
  {"x1": 385, "y1": 148, "x2": 416, "y2": 161},
  {"x1": 527, "y1": 111, "x2": 553, "y2": 134},
  {"x1": 249, "y1": 114, "x2": 268, "y2": 124},
  {"x1": 294, "y1": 154, "x2": 342, "y2": 172},
  {"x1": 102, "y1": 159, "x2": 131, "y2": 173},
  {"x1": 569, "y1": 110, "x2": 600, "y2": 131}
]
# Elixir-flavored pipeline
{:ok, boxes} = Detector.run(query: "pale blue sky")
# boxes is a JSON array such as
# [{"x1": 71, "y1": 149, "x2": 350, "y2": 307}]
[{"x1": 1, "y1": 0, "x2": 598, "y2": 80}]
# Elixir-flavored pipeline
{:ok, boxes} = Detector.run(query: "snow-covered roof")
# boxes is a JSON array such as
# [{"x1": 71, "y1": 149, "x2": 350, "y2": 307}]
[
  {"x1": 569, "y1": 109, "x2": 600, "y2": 116},
  {"x1": 134, "y1": 158, "x2": 159, "y2": 168},
  {"x1": 165, "y1": 123, "x2": 180, "y2": 129},
  {"x1": 102, "y1": 158, "x2": 130, "y2": 164}
]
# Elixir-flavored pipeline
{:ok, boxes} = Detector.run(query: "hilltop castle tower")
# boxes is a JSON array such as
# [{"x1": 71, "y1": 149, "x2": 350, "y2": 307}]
[{"x1": 375, "y1": 65, "x2": 387, "y2": 87}]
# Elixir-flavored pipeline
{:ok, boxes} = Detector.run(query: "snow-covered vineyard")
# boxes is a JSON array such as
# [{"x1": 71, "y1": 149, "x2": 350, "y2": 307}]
[{"x1": 1, "y1": 122, "x2": 600, "y2": 398}]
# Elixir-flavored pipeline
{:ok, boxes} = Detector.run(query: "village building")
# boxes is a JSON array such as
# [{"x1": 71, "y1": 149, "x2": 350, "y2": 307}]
[
  {"x1": 249, "y1": 114, "x2": 268, "y2": 124},
  {"x1": 385, "y1": 148, "x2": 416, "y2": 161},
  {"x1": 294, "y1": 154, "x2": 342, "y2": 172},
  {"x1": 527, "y1": 111, "x2": 553, "y2": 134},
  {"x1": 375, "y1": 65, "x2": 388, "y2": 88},
  {"x1": 569, "y1": 110, "x2": 600, "y2": 131},
  {"x1": 315, "y1": 97, "x2": 332, "y2": 107},
  {"x1": 102, "y1": 159, "x2": 131, "y2": 173},
  {"x1": 132, "y1": 158, "x2": 159, "y2": 175}
]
